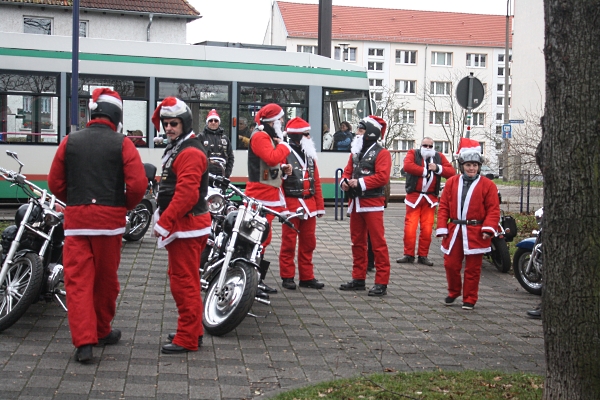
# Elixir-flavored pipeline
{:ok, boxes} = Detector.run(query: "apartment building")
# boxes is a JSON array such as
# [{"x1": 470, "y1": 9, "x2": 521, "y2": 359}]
[{"x1": 267, "y1": 1, "x2": 512, "y2": 169}]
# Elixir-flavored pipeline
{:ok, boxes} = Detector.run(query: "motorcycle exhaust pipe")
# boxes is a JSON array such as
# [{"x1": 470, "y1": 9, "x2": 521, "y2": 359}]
[{"x1": 254, "y1": 296, "x2": 270, "y2": 305}]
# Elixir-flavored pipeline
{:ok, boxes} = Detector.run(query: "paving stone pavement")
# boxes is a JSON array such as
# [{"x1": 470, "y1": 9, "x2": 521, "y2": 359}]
[{"x1": 0, "y1": 203, "x2": 544, "y2": 399}]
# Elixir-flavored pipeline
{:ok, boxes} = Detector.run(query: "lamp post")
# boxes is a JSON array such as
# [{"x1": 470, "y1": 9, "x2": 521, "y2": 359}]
[
  {"x1": 338, "y1": 43, "x2": 349, "y2": 62},
  {"x1": 502, "y1": 0, "x2": 511, "y2": 180}
]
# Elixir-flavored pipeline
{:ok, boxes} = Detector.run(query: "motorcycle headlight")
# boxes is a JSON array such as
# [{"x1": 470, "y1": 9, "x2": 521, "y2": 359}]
[
  {"x1": 43, "y1": 209, "x2": 62, "y2": 227},
  {"x1": 207, "y1": 193, "x2": 225, "y2": 215}
]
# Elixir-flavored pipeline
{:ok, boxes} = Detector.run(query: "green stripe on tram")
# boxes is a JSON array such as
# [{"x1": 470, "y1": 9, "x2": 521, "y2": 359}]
[{"x1": 0, "y1": 47, "x2": 367, "y2": 78}]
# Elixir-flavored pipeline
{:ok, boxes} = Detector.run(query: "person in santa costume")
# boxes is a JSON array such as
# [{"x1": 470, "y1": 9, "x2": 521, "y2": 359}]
[
  {"x1": 48, "y1": 88, "x2": 147, "y2": 363},
  {"x1": 246, "y1": 103, "x2": 291, "y2": 296},
  {"x1": 339, "y1": 116, "x2": 392, "y2": 296},
  {"x1": 198, "y1": 109, "x2": 234, "y2": 177},
  {"x1": 152, "y1": 97, "x2": 212, "y2": 353},
  {"x1": 397, "y1": 137, "x2": 455, "y2": 266},
  {"x1": 436, "y1": 137, "x2": 500, "y2": 310},
  {"x1": 279, "y1": 117, "x2": 325, "y2": 290}
]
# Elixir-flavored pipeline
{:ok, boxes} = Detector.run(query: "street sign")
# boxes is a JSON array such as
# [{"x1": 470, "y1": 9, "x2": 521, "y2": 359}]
[
  {"x1": 502, "y1": 124, "x2": 512, "y2": 139},
  {"x1": 509, "y1": 119, "x2": 525, "y2": 124},
  {"x1": 456, "y1": 74, "x2": 485, "y2": 110}
]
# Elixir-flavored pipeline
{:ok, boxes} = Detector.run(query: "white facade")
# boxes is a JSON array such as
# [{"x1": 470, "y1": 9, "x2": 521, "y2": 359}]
[
  {"x1": 280, "y1": 35, "x2": 510, "y2": 169},
  {"x1": 0, "y1": 4, "x2": 187, "y2": 44}
]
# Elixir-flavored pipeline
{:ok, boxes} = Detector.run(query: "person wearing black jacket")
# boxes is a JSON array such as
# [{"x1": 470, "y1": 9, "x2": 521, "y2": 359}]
[{"x1": 197, "y1": 109, "x2": 234, "y2": 177}]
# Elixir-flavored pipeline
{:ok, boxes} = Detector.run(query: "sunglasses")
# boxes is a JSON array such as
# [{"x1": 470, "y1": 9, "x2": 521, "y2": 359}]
[
  {"x1": 162, "y1": 121, "x2": 179, "y2": 128},
  {"x1": 208, "y1": 119, "x2": 219, "y2": 123},
  {"x1": 422, "y1": 144, "x2": 434, "y2": 148}
]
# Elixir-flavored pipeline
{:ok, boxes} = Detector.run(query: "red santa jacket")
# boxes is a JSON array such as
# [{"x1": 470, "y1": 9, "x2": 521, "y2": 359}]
[
  {"x1": 153, "y1": 136, "x2": 212, "y2": 248},
  {"x1": 48, "y1": 127, "x2": 147, "y2": 236},
  {"x1": 342, "y1": 144, "x2": 392, "y2": 213},
  {"x1": 403, "y1": 148, "x2": 455, "y2": 208},
  {"x1": 436, "y1": 174, "x2": 500, "y2": 255},
  {"x1": 282, "y1": 150, "x2": 325, "y2": 218},
  {"x1": 245, "y1": 130, "x2": 290, "y2": 208}
]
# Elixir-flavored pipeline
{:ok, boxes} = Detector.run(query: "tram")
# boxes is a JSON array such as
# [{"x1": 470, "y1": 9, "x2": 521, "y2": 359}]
[{"x1": 0, "y1": 32, "x2": 371, "y2": 200}]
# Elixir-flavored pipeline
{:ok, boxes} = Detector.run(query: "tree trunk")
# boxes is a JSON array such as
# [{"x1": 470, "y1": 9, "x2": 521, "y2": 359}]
[{"x1": 541, "y1": 1, "x2": 600, "y2": 398}]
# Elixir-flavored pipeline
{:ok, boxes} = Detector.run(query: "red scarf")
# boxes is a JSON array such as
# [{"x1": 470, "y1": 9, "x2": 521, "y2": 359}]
[{"x1": 86, "y1": 119, "x2": 116, "y2": 131}]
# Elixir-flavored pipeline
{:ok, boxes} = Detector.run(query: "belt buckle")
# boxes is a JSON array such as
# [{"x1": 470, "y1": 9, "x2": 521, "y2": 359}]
[{"x1": 467, "y1": 220, "x2": 477, "y2": 225}]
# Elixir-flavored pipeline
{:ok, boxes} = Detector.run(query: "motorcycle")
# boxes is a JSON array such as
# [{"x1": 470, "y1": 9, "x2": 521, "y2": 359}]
[
  {"x1": 0, "y1": 150, "x2": 67, "y2": 332},
  {"x1": 513, "y1": 207, "x2": 543, "y2": 295},
  {"x1": 485, "y1": 191, "x2": 517, "y2": 273},
  {"x1": 123, "y1": 163, "x2": 157, "y2": 241},
  {"x1": 200, "y1": 173, "x2": 303, "y2": 336}
]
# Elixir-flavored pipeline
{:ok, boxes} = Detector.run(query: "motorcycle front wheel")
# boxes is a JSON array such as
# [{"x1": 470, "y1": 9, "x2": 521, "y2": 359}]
[
  {"x1": 0, "y1": 252, "x2": 44, "y2": 332},
  {"x1": 203, "y1": 260, "x2": 258, "y2": 336},
  {"x1": 513, "y1": 248, "x2": 542, "y2": 295},
  {"x1": 123, "y1": 202, "x2": 152, "y2": 241},
  {"x1": 490, "y1": 237, "x2": 511, "y2": 273}
]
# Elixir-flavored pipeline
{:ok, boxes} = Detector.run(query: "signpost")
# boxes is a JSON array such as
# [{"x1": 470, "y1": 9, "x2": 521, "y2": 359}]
[
  {"x1": 509, "y1": 119, "x2": 525, "y2": 124},
  {"x1": 502, "y1": 124, "x2": 512, "y2": 139},
  {"x1": 455, "y1": 73, "x2": 485, "y2": 138}
]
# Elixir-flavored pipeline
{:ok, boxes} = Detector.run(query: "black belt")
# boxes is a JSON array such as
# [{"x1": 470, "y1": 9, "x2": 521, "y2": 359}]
[{"x1": 451, "y1": 219, "x2": 483, "y2": 225}]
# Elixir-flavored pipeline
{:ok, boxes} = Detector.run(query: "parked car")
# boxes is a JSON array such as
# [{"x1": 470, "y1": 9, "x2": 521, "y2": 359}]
[{"x1": 481, "y1": 165, "x2": 499, "y2": 179}]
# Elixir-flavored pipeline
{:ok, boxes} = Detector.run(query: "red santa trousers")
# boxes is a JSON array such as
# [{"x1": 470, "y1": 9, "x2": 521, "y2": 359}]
[
  {"x1": 63, "y1": 235, "x2": 122, "y2": 348},
  {"x1": 350, "y1": 210, "x2": 390, "y2": 284},
  {"x1": 279, "y1": 216, "x2": 317, "y2": 281},
  {"x1": 443, "y1": 233, "x2": 484, "y2": 305},
  {"x1": 403, "y1": 201, "x2": 435, "y2": 257},
  {"x1": 166, "y1": 235, "x2": 207, "y2": 351}
]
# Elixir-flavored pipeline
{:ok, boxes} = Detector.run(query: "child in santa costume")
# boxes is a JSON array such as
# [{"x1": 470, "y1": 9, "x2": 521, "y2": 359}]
[
  {"x1": 436, "y1": 137, "x2": 500, "y2": 310},
  {"x1": 339, "y1": 116, "x2": 392, "y2": 297},
  {"x1": 152, "y1": 97, "x2": 211, "y2": 353},
  {"x1": 48, "y1": 88, "x2": 147, "y2": 362},
  {"x1": 245, "y1": 103, "x2": 291, "y2": 295},
  {"x1": 279, "y1": 117, "x2": 325, "y2": 290}
]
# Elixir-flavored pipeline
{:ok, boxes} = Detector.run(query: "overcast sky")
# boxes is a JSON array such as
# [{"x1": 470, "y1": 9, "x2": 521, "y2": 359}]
[{"x1": 186, "y1": 0, "x2": 512, "y2": 44}]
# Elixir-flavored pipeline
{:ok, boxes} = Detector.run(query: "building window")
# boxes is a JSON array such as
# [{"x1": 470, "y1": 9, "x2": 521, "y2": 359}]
[
  {"x1": 395, "y1": 109, "x2": 416, "y2": 124},
  {"x1": 371, "y1": 91, "x2": 383, "y2": 101},
  {"x1": 369, "y1": 79, "x2": 383, "y2": 87},
  {"x1": 497, "y1": 84, "x2": 504, "y2": 92},
  {"x1": 432, "y1": 51, "x2": 452, "y2": 66},
  {"x1": 498, "y1": 54, "x2": 505, "y2": 63},
  {"x1": 23, "y1": 96, "x2": 52, "y2": 114},
  {"x1": 297, "y1": 45, "x2": 317, "y2": 54},
  {"x1": 497, "y1": 97, "x2": 504, "y2": 106},
  {"x1": 466, "y1": 112, "x2": 486, "y2": 126},
  {"x1": 396, "y1": 50, "x2": 417, "y2": 64},
  {"x1": 368, "y1": 62, "x2": 384, "y2": 71},
  {"x1": 498, "y1": 67, "x2": 505, "y2": 76},
  {"x1": 479, "y1": 141, "x2": 485, "y2": 154},
  {"x1": 79, "y1": 21, "x2": 88, "y2": 38},
  {"x1": 434, "y1": 141, "x2": 450, "y2": 153},
  {"x1": 496, "y1": 113, "x2": 503, "y2": 121},
  {"x1": 368, "y1": 48, "x2": 384, "y2": 57},
  {"x1": 466, "y1": 53, "x2": 486, "y2": 68},
  {"x1": 334, "y1": 46, "x2": 356, "y2": 62},
  {"x1": 396, "y1": 139, "x2": 414, "y2": 150},
  {"x1": 430, "y1": 81, "x2": 451, "y2": 96},
  {"x1": 429, "y1": 111, "x2": 450, "y2": 125},
  {"x1": 394, "y1": 80, "x2": 416, "y2": 94},
  {"x1": 23, "y1": 17, "x2": 52, "y2": 35}
]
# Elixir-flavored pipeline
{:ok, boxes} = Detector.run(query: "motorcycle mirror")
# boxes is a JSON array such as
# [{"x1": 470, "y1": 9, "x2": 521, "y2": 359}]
[{"x1": 6, "y1": 150, "x2": 24, "y2": 174}]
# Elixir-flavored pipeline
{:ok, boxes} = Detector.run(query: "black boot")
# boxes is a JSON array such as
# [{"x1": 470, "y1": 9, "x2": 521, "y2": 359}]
[
  {"x1": 339, "y1": 279, "x2": 366, "y2": 291},
  {"x1": 258, "y1": 258, "x2": 277, "y2": 294}
]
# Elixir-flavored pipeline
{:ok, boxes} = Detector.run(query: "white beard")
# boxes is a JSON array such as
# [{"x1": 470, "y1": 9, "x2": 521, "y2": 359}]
[
  {"x1": 273, "y1": 120, "x2": 284, "y2": 140},
  {"x1": 350, "y1": 134, "x2": 364, "y2": 154},
  {"x1": 300, "y1": 136, "x2": 318, "y2": 160},
  {"x1": 421, "y1": 148, "x2": 436, "y2": 159}
]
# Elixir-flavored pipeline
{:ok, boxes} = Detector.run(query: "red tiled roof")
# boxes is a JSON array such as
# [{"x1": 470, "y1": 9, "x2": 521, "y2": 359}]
[
  {"x1": 276, "y1": 1, "x2": 511, "y2": 48},
  {"x1": 1, "y1": 0, "x2": 200, "y2": 17}
]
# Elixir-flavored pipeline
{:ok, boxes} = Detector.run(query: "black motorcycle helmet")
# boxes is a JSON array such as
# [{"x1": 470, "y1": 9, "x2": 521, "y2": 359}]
[
  {"x1": 89, "y1": 88, "x2": 123, "y2": 130},
  {"x1": 15, "y1": 204, "x2": 43, "y2": 227}
]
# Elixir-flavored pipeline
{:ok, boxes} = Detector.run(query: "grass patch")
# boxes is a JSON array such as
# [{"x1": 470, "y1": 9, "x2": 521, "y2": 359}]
[
  {"x1": 495, "y1": 179, "x2": 544, "y2": 188},
  {"x1": 271, "y1": 370, "x2": 544, "y2": 400},
  {"x1": 505, "y1": 213, "x2": 538, "y2": 259},
  {"x1": 0, "y1": 221, "x2": 11, "y2": 231}
]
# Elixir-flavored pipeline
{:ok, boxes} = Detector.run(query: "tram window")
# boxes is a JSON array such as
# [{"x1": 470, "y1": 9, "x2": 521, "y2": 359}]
[
  {"x1": 322, "y1": 88, "x2": 370, "y2": 152},
  {"x1": 158, "y1": 81, "x2": 230, "y2": 102},
  {"x1": 239, "y1": 85, "x2": 306, "y2": 105},
  {"x1": 0, "y1": 71, "x2": 59, "y2": 144}
]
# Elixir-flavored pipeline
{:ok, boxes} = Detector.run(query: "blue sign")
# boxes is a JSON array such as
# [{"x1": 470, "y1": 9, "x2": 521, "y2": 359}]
[
  {"x1": 502, "y1": 124, "x2": 512, "y2": 139},
  {"x1": 509, "y1": 119, "x2": 525, "y2": 124}
]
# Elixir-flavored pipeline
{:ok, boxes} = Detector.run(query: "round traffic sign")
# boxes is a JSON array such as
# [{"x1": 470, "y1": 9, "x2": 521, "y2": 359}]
[{"x1": 456, "y1": 75, "x2": 485, "y2": 110}]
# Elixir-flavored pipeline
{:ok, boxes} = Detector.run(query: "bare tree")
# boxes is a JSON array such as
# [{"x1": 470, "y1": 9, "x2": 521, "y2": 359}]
[
  {"x1": 507, "y1": 107, "x2": 543, "y2": 176},
  {"x1": 540, "y1": 0, "x2": 600, "y2": 398},
  {"x1": 372, "y1": 85, "x2": 414, "y2": 149}
]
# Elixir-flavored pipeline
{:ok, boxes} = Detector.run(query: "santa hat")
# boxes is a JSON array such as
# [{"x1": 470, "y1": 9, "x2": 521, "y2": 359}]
[
  {"x1": 359, "y1": 115, "x2": 387, "y2": 140},
  {"x1": 89, "y1": 88, "x2": 122, "y2": 111},
  {"x1": 254, "y1": 103, "x2": 284, "y2": 128},
  {"x1": 206, "y1": 109, "x2": 220, "y2": 124},
  {"x1": 285, "y1": 117, "x2": 310, "y2": 134},
  {"x1": 456, "y1": 137, "x2": 483, "y2": 163},
  {"x1": 152, "y1": 97, "x2": 192, "y2": 133},
  {"x1": 89, "y1": 88, "x2": 123, "y2": 131}
]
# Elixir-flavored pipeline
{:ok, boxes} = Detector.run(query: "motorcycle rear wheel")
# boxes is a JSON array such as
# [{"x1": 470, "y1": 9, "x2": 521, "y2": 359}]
[
  {"x1": 513, "y1": 248, "x2": 542, "y2": 295},
  {"x1": 490, "y1": 237, "x2": 511, "y2": 273},
  {"x1": 123, "y1": 202, "x2": 151, "y2": 241},
  {"x1": 0, "y1": 252, "x2": 44, "y2": 332},
  {"x1": 203, "y1": 261, "x2": 258, "y2": 336}
]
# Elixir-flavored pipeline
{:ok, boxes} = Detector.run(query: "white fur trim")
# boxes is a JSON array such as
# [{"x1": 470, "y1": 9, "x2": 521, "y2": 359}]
[
  {"x1": 359, "y1": 178, "x2": 367, "y2": 192},
  {"x1": 287, "y1": 126, "x2": 310, "y2": 133},
  {"x1": 261, "y1": 109, "x2": 284, "y2": 122},
  {"x1": 436, "y1": 228, "x2": 448, "y2": 236},
  {"x1": 65, "y1": 227, "x2": 125, "y2": 236},
  {"x1": 157, "y1": 227, "x2": 211, "y2": 248},
  {"x1": 96, "y1": 94, "x2": 123, "y2": 109},
  {"x1": 160, "y1": 99, "x2": 187, "y2": 118},
  {"x1": 362, "y1": 116, "x2": 382, "y2": 130}
]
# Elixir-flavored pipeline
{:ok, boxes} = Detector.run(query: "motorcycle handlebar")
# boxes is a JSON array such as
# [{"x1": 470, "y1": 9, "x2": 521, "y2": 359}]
[{"x1": 0, "y1": 166, "x2": 66, "y2": 208}]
